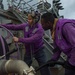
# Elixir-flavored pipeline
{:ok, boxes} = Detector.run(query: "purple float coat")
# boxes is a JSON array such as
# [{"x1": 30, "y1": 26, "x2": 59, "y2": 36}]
[
  {"x1": 51, "y1": 19, "x2": 75, "y2": 66},
  {"x1": 3, "y1": 23, "x2": 44, "y2": 54}
]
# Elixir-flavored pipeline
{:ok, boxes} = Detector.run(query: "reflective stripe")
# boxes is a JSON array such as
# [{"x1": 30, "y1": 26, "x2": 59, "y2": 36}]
[
  {"x1": 58, "y1": 32, "x2": 62, "y2": 40},
  {"x1": 25, "y1": 25, "x2": 38, "y2": 34},
  {"x1": 25, "y1": 26, "x2": 29, "y2": 32},
  {"x1": 32, "y1": 28, "x2": 38, "y2": 34}
]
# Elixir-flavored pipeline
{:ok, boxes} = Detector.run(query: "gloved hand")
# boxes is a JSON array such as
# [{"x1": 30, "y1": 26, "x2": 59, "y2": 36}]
[
  {"x1": 47, "y1": 60, "x2": 56, "y2": 67},
  {"x1": 63, "y1": 61, "x2": 75, "y2": 71}
]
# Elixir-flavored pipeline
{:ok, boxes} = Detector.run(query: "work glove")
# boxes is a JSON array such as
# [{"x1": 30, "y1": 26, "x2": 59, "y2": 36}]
[
  {"x1": 62, "y1": 61, "x2": 75, "y2": 71},
  {"x1": 47, "y1": 60, "x2": 56, "y2": 67}
]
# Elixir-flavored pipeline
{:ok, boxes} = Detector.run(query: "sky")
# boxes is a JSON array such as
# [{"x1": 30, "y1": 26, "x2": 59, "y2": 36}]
[
  {"x1": 2, "y1": 0, "x2": 75, "y2": 19},
  {"x1": 60, "y1": 0, "x2": 75, "y2": 19},
  {"x1": 47, "y1": 0, "x2": 75, "y2": 19}
]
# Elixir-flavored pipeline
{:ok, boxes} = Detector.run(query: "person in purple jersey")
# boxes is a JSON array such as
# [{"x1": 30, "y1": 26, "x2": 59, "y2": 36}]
[
  {"x1": 41, "y1": 12, "x2": 75, "y2": 75},
  {"x1": 2, "y1": 13, "x2": 51, "y2": 75}
]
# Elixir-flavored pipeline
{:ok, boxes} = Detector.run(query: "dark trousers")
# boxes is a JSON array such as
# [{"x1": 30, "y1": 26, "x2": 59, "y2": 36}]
[{"x1": 24, "y1": 48, "x2": 51, "y2": 75}]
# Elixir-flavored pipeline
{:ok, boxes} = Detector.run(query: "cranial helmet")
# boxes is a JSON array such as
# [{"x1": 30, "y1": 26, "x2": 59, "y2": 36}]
[{"x1": 30, "y1": 10, "x2": 40, "y2": 23}]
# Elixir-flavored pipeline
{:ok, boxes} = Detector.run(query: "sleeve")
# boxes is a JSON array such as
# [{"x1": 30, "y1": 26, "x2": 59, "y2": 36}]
[
  {"x1": 2, "y1": 23, "x2": 25, "y2": 30},
  {"x1": 51, "y1": 47, "x2": 61, "y2": 61},
  {"x1": 18, "y1": 28, "x2": 44, "y2": 44},
  {"x1": 62, "y1": 23, "x2": 75, "y2": 65}
]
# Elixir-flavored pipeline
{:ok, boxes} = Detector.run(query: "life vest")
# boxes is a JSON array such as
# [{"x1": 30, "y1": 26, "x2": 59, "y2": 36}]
[
  {"x1": 24, "y1": 23, "x2": 44, "y2": 54},
  {"x1": 54, "y1": 19, "x2": 75, "y2": 54}
]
